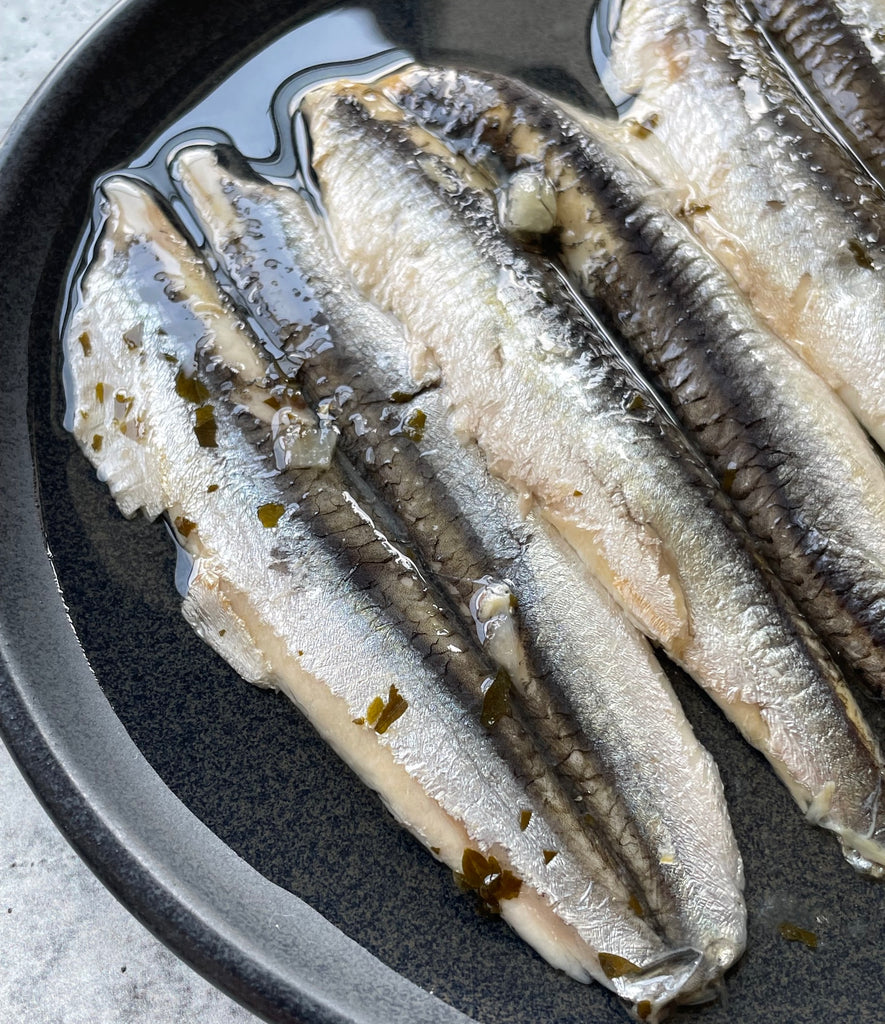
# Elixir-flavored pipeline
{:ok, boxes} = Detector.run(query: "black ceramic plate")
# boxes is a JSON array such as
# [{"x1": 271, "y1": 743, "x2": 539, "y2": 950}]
[{"x1": 3, "y1": 2, "x2": 885, "y2": 1022}]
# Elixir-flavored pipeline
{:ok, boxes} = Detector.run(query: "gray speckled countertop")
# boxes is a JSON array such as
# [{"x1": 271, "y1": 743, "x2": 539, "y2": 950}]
[{"x1": 0, "y1": 3, "x2": 260, "y2": 1020}]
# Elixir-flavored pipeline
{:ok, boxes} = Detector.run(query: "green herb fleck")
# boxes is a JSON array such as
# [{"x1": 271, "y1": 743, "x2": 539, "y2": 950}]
[
  {"x1": 78, "y1": 331, "x2": 92, "y2": 355},
  {"x1": 597, "y1": 952, "x2": 642, "y2": 980},
  {"x1": 369, "y1": 685, "x2": 408, "y2": 734},
  {"x1": 519, "y1": 809, "x2": 532, "y2": 831},
  {"x1": 389, "y1": 390, "x2": 414, "y2": 403},
  {"x1": 721, "y1": 464, "x2": 738, "y2": 494},
  {"x1": 779, "y1": 922, "x2": 818, "y2": 949},
  {"x1": 849, "y1": 238, "x2": 874, "y2": 270},
  {"x1": 542, "y1": 849, "x2": 558, "y2": 865},
  {"x1": 628, "y1": 113, "x2": 659, "y2": 139},
  {"x1": 95, "y1": 382, "x2": 105, "y2": 403},
  {"x1": 174, "y1": 516, "x2": 196, "y2": 538},
  {"x1": 455, "y1": 848, "x2": 522, "y2": 914},
  {"x1": 403, "y1": 408, "x2": 426, "y2": 442},
  {"x1": 481, "y1": 668, "x2": 512, "y2": 729},
  {"x1": 683, "y1": 201, "x2": 711, "y2": 216},
  {"x1": 257, "y1": 502, "x2": 285, "y2": 528},
  {"x1": 193, "y1": 404, "x2": 217, "y2": 448},
  {"x1": 91, "y1": 433, "x2": 103, "y2": 452},
  {"x1": 637, "y1": 1000, "x2": 652, "y2": 1020},
  {"x1": 175, "y1": 369, "x2": 210, "y2": 404}
]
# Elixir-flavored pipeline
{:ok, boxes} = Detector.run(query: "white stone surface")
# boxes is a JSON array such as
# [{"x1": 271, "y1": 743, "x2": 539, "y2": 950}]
[
  {"x1": 0, "y1": 743, "x2": 259, "y2": 1024},
  {"x1": 1, "y1": 0, "x2": 113, "y2": 138},
  {"x1": 1, "y1": 2, "x2": 261, "y2": 1021}
]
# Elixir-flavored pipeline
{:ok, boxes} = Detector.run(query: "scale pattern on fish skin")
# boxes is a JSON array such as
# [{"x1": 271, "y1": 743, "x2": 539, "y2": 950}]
[
  {"x1": 743, "y1": 0, "x2": 885, "y2": 186},
  {"x1": 168, "y1": 199, "x2": 655, "y2": 905},
  {"x1": 303, "y1": 79, "x2": 885, "y2": 883},
  {"x1": 172, "y1": 143, "x2": 747, "y2": 966},
  {"x1": 386, "y1": 63, "x2": 885, "y2": 697},
  {"x1": 596, "y1": 0, "x2": 885, "y2": 462},
  {"x1": 65, "y1": 175, "x2": 723, "y2": 1017}
]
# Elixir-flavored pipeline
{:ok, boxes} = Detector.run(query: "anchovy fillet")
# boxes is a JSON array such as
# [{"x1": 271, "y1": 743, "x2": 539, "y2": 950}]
[
  {"x1": 172, "y1": 143, "x2": 747, "y2": 970},
  {"x1": 65, "y1": 175, "x2": 724, "y2": 1015},
  {"x1": 385, "y1": 64, "x2": 885, "y2": 696},
  {"x1": 302, "y1": 79, "x2": 885, "y2": 879},
  {"x1": 742, "y1": 0, "x2": 885, "y2": 188},
  {"x1": 596, "y1": 0, "x2": 885, "y2": 454}
]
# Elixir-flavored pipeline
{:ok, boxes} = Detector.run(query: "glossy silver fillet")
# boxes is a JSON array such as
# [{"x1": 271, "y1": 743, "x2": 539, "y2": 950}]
[
  {"x1": 303, "y1": 79, "x2": 885, "y2": 879},
  {"x1": 64, "y1": 175, "x2": 715, "y2": 1017},
  {"x1": 741, "y1": 0, "x2": 885, "y2": 189},
  {"x1": 386, "y1": 64, "x2": 885, "y2": 695},
  {"x1": 173, "y1": 143, "x2": 747, "y2": 971},
  {"x1": 597, "y1": 0, "x2": 885, "y2": 453}
]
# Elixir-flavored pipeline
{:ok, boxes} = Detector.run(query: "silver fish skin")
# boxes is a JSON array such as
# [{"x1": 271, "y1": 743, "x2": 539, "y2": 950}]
[
  {"x1": 834, "y1": 0, "x2": 885, "y2": 76},
  {"x1": 173, "y1": 143, "x2": 747, "y2": 971},
  {"x1": 596, "y1": 0, "x2": 885, "y2": 455},
  {"x1": 303, "y1": 79, "x2": 885, "y2": 879},
  {"x1": 741, "y1": 0, "x2": 885, "y2": 188},
  {"x1": 386, "y1": 64, "x2": 885, "y2": 696},
  {"x1": 64, "y1": 175, "x2": 713, "y2": 1015}
]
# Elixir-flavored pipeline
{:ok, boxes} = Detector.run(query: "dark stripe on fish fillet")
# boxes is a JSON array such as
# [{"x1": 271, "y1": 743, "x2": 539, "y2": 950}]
[
  {"x1": 561, "y1": 135, "x2": 885, "y2": 690},
  {"x1": 323, "y1": 96, "x2": 691, "y2": 439},
  {"x1": 706, "y1": 0, "x2": 885, "y2": 234},
  {"x1": 200, "y1": 148, "x2": 501, "y2": 591},
  {"x1": 175, "y1": 148, "x2": 721, "y2": 946},
  {"x1": 393, "y1": 66, "x2": 885, "y2": 691},
  {"x1": 193, "y1": 331, "x2": 651, "y2": 911},
  {"x1": 744, "y1": 0, "x2": 885, "y2": 185}
]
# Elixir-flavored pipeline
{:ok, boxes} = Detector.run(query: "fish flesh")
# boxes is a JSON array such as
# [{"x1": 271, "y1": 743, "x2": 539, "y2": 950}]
[
  {"x1": 67, "y1": 175, "x2": 722, "y2": 1012},
  {"x1": 740, "y1": 0, "x2": 885, "y2": 189},
  {"x1": 172, "y1": 142, "x2": 747, "y2": 969},
  {"x1": 302, "y1": 78, "x2": 885, "y2": 879},
  {"x1": 593, "y1": 0, "x2": 885, "y2": 455},
  {"x1": 385, "y1": 63, "x2": 885, "y2": 696},
  {"x1": 65, "y1": 174, "x2": 724, "y2": 1016}
]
